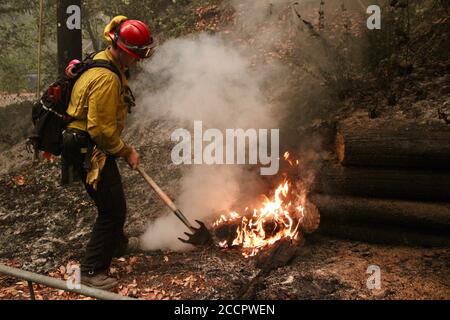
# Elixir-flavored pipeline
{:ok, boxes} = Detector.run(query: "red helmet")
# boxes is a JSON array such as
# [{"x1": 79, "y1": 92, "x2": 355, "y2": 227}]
[{"x1": 109, "y1": 19, "x2": 155, "y2": 59}]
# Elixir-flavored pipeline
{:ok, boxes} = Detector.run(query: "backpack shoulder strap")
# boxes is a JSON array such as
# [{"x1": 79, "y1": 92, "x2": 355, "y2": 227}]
[{"x1": 82, "y1": 59, "x2": 123, "y2": 86}]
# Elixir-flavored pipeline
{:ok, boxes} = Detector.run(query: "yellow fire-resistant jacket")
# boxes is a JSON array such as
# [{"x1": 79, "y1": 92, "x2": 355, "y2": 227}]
[{"x1": 66, "y1": 48, "x2": 132, "y2": 158}]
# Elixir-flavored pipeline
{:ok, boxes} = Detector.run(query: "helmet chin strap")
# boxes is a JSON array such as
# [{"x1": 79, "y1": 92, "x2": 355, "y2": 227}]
[
  {"x1": 109, "y1": 43, "x2": 136, "y2": 71},
  {"x1": 111, "y1": 46, "x2": 129, "y2": 69},
  {"x1": 117, "y1": 50, "x2": 127, "y2": 68}
]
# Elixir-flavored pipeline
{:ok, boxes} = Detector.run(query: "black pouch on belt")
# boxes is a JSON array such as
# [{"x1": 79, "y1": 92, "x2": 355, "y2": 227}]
[
  {"x1": 61, "y1": 130, "x2": 76, "y2": 186},
  {"x1": 82, "y1": 139, "x2": 93, "y2": 171},
  {"x1": 61, "y1": 129, "x2": 94, "y2": 185},
  {"x1": 61, "y1": 157, "x2": 74, "y2": 186}
]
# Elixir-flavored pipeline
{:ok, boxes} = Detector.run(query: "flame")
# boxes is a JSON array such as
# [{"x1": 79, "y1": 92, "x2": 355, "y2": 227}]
[
  {"x1": 213, "y1": 151, "x2": 304, "y2": 258},
  {"x1": 214, "y1": 178, "x2": 304, "y2": 258},
  {"x1": 212, "y1": 211, "x2": 240, "y2": 227},
  {"x1": 284, "y1": 151, "x2": 296, "y2": 166}
]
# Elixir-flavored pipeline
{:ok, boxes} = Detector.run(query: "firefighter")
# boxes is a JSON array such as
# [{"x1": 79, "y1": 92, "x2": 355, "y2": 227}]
[{"x1": 62, "y1": 16, "x2": 156, "y2": 290}]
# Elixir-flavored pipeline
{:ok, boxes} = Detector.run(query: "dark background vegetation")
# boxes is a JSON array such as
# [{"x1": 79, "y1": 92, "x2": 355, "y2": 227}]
[{"x1": 0, "y1": 0, "x2": 448, "y2": 95}]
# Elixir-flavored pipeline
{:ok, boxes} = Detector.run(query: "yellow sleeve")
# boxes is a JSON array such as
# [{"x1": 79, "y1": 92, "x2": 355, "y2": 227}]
[{"x1": 86, "y1": 73, "x2": 131, "y2": 157}]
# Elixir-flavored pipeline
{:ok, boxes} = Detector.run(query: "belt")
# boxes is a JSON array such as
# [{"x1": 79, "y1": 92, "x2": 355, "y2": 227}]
[
  {"x1": 63, "y1": 127, "x2": 90, "y2": 138},
  {"x1": 63, "y1": 128, "x2": 91, "y2": 153}
]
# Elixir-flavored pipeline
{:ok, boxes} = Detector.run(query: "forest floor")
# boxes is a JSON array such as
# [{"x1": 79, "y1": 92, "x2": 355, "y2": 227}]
[
  {"x1": 0, "y1": 117, "x2": 448, "y2": 300},
  {"x1": 1, "y1": 236, "x2": 449, "y2": 300}
]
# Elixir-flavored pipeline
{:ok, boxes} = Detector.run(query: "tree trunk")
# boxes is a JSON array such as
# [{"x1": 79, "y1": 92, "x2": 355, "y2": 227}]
[
  {"x1": 83, "y1": 8, "x2": 99, "y2": 52},
  {"x1": 313, "y1": 164, "x2": 450, "y2": 201},
  {"x1": 336, "y1": 119, "x2": 450, "y2": 169}
]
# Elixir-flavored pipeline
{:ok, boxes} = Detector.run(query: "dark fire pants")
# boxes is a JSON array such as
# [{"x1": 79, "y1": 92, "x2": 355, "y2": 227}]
[{"x1": 62, "y1": 129, "x2": 129, "y2": 275}]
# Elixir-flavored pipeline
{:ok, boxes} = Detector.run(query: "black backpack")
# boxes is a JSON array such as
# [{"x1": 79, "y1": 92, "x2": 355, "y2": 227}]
[{"x1": 28, "y1": 52, "x2": 122, "y2": 157}]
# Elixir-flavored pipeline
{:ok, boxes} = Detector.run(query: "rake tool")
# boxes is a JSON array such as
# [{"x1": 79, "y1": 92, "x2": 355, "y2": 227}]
[{"x1": 137, "y1": 166, "x2": 213, "y2": 246}]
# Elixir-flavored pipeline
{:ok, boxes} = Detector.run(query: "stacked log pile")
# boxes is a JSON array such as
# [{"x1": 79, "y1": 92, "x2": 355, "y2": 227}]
[{"x1": 309, "y1": 118, "x2": 450, "y2": 246}]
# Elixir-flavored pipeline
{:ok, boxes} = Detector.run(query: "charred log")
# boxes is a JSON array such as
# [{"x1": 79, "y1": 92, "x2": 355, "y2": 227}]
[
  {"x1": 213, "y1": 223, "x2": 238, "y2": 245},
  {"x1": 313, "y1": 164, "x2": 450, "y2": 202},
  {"x1": 318, "y1": 221, "x2": 450, "y2": 247},
  {"x1": 310, "y1": 194, "x2": 450, "y2": 246},
  {"x1": 336, "y1": 120, "x2": 450, "y2": 170},
  {"x1": 310, "y1": 194, "x2": 450, "y2": 232},
  {"x1": 212, "y1": 203, "x2": 318, "y2": 243}
]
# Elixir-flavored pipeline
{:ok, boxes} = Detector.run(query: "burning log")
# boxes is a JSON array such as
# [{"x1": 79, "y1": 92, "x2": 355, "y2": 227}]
[
  {"x1": 213, "y1": 179, "x2": 305, "y2": 258},
  {"x1": 212, "y1": 199, "x2": 317, "y2": 299},
  {"x1": 336, "y1": 119, "x2": 450, "y2": 170},
  {"x1": 210, "y1": 155, "x2": 319, "y2": 298},
  {"x1": 313, "y1": 164, "x2": 450, "y2": 201},
  {"x1": 310, "y1": 194, "x2": 450, "y2": 246},
  {"x1": 213, "y1": 200, "x2": 319, "y2": 244}
]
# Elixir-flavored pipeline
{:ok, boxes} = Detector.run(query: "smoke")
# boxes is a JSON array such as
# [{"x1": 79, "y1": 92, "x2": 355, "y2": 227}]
[
  {"x1": 137, "y1": 32, "x2": 278, "y2": 250},
  {"x1": 137, "y1": 0, "x2": 346, "y2": 251},
  {"x1": 140, "y1": 165, "x2": 265, "y2": 251},
  {"x1": 134, "y1": 34, "x2": 276, "y2": 129}
]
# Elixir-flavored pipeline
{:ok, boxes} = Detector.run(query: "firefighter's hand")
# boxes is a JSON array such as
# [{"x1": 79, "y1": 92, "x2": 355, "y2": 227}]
[{"x1": 127, "y1": 147, "x2": 140, "y2": 170}]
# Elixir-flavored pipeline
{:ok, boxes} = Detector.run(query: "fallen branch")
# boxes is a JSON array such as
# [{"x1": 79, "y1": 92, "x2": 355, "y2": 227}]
[{"x1": 238, "y1": 237, "x2": 304, "y2": 299}]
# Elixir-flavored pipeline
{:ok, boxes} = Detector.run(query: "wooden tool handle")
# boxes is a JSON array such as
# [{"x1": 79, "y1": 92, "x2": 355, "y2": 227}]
[{"x1": 137, "y1": 166, "x2": 178, "y2": 212}]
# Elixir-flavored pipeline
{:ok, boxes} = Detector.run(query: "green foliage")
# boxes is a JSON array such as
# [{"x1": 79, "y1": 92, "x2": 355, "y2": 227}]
[
  {"x1": 0, "y1": 9, "x2": 37, "y2": 92},
  {"x1": 0, "y1": 0, "x2": 202, "y2": 93}
]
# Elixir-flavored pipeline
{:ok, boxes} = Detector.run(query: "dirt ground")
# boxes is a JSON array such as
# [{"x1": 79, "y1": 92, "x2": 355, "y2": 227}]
[
  {"x1": 0, "y1": 93, "x2": 35, "y2": 108},
  {"x1": 1, "y1": 235, "x2": 448, "y2": 300}
]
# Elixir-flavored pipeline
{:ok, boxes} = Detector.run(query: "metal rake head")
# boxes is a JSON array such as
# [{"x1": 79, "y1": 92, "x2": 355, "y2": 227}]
[{"x1": 178, "y1": 220, "x2": 213, "y2": 246}]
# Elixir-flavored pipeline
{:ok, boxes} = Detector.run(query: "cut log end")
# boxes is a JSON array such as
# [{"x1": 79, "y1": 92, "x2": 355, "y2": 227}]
[
  {"x1": 335, "y1": 132, "x2": 345, "y2": 164},
  {"x1": 301, "y1": 200, "x2": 321, "y2": 234}
]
